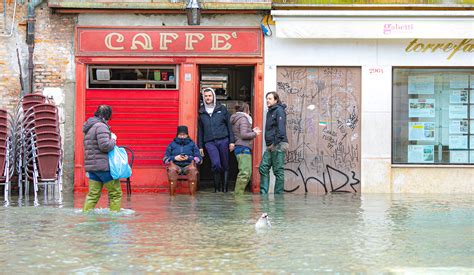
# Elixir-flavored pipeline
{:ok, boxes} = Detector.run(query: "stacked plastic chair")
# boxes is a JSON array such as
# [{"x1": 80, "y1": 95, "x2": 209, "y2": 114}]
[
  {"x1": 0, "y1": 109, "x2": 14, "y2": 205},
  {"x1": 15, "y1": 94, "x2": 63, "y2": 205}
]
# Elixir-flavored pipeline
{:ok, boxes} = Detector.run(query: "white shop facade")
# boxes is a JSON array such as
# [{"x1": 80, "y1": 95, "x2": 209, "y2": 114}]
[{"x1": 264, "y1": 10, "x2": 474, "y2": 194}]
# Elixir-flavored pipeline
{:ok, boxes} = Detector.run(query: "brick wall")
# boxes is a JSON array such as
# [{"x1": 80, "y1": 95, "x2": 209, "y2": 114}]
[
  {"x1": 33, "y1": 4, "x2": 75, "y2": 93},
  {"x1": 0, "y1": 2, "x2": 23, "y2": 112}
]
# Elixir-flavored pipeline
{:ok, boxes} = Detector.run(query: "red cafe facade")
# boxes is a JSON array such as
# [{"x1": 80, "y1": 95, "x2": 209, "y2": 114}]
[{"x1": 74, "y1": 26, "x2": 264, "y2": 193}]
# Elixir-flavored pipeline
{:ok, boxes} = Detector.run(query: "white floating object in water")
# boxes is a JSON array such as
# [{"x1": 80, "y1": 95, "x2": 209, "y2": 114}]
[{"x1": 255, "y1": 213, "x2": 271, "y2": 229}]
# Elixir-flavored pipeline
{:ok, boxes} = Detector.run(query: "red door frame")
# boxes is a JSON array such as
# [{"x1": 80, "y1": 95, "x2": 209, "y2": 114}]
[{"x1": 74, "y1": 57, "x2": 264, "y2": 193}]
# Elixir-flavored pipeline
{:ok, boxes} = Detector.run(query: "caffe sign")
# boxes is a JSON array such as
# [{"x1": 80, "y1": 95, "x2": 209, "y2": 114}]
[{"x1": 76, "y1": 27, "x2": 262, "y2": 57}]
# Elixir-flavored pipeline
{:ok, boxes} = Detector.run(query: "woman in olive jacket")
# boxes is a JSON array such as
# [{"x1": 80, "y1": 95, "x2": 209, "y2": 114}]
[
  {"x1": 82, "y1": 105, "x2": 121, "y2": 212},
  {"x1": 230, "y1": 103, "x2": 261, "y2": 195}
]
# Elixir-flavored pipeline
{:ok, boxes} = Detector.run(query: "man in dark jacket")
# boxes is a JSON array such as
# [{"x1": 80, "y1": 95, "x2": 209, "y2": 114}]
[
  {"x1": 82, "y1": 105, "x2": 122, "y2": 212},
  {"x1": 259, "y1": 92, "x2": 289, "y2": 194},
  {"x1": 164, "y1": 126, "x2": 202, "y2": 196},
  {"x1": 198, "y1": 87, "x2": 235, "y2": 193}
]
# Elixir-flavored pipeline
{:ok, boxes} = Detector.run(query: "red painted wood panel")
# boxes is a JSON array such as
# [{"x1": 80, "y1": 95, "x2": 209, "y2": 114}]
[{"x1": 85, "y1": 89, "x2": 178, "y2": 168}]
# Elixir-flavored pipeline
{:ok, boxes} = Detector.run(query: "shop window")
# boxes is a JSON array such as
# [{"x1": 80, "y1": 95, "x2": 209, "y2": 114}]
[
  {"x1": 393, "y1": 68, "x2": 474, "y2": 164},
  {"x1": 88, "y1": 65, "x2": 178, "y2": 89}
]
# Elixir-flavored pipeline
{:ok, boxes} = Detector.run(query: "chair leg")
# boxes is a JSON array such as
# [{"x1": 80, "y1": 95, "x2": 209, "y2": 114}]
[
  {"x1": 169, "y1": 181, "x2": 176, "y2": 196},
  {"x1": 189, "y1": 180, "x2": 197, "y2": 196},
  {"x1": 126, "y1": 178, "x2": 131, "y2": 196}
]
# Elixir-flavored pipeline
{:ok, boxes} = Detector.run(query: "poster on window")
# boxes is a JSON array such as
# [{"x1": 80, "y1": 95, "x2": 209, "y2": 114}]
[
  {"x1": 408, "y1": 122, "x2": 435, "y2": 141},
  {"x1": 409, "y1": 98, "x2": 435, "y2": 118},
  {"x1": 449, "y1": 90, "x2": 468, "y2": 104},
  {"x1": 449, "y1": 135, "x2": 468, "y2": 149},
  {"x1": 449, "y1": 150, "x2": 469, "y2": 163},
  {"x1": 449, "y1": 105, "x2": 468, "y2": 119},
  {"x1": 407, "y1": 145, "x2": 434, "y2": 163},
  {"x1": 449, "y1": 75, "x2": 469, "y2": 89},
  {"x1": 449, "y1": 120, "x2": 469, "y2": 134},
  {"x1": 408, "y1": 75, "x2": 435, "y2": 95}
]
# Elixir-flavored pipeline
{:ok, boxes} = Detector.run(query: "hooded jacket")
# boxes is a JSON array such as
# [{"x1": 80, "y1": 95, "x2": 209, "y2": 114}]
[
  {"x1": 163, "y1": 137, "x2": 202, "y2": 167},
  {"x1": 197, "y1": 88, "x2": 235, "y2": 148},
  {"x1": 83, "y1": 116, "x2": 116, "y2": 172},
  {"x1": 230, "y1": 112, "x2": 256, "y2": 150},
  {"x1": 264, "y1": 103, "x2": 288, "y2": 147}
]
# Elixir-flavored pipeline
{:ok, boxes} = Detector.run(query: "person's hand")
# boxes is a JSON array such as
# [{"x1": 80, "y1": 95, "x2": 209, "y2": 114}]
[
  {"x1": 267, "y1": 144, "x2": 275, "y2": 152},
  {"x1": 253, "y1": 127, "x2": 262, "y2": 136},
  {"x1": 111, "y1": 132, "x2": 117, "y2": 140},
  {"x1": 200, "y1": 149, "x2": 204, "y2": 157},
  {"x1": 229, "y1": 143, "x2": 235, "y2": 152},
  {"x1": 174, "y1": 155, "x2": 187, "y2": 162}
]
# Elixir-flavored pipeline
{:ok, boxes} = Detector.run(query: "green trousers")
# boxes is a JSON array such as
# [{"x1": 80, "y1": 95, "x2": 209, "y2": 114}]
[
  {"x1": 83, "y1": 179, "x2": 123, "y2": 212},
  {"x1": 234, "y1": 153, "x2": 252, "y2": 195},
  {"x1": 259, "y1": 149, "x2": 285, "y2": 194}
]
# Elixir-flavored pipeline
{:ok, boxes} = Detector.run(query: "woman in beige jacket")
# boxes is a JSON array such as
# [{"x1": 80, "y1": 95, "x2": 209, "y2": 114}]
[{"x1": 230, "y1": 103, "x2": 261, "y2": 195}]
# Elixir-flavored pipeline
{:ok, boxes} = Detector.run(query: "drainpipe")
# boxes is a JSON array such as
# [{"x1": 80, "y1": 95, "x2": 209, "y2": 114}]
[{"x1": 26, "y1": 0, "x2": 43, "y2": 94}]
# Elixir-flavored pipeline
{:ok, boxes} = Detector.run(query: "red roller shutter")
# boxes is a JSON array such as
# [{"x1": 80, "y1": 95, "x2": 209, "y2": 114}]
[{"x1": 85, "y1": 89, "x2": 178, "y2": 190}]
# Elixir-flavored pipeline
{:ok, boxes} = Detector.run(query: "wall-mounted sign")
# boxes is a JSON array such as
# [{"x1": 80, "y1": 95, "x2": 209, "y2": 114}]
[
  {"x1": 76, "y1": 27, "x2": 262, "y2": 57},
  {"x1": 405, "y1": 38, "x2": 473, "y2": 60}
]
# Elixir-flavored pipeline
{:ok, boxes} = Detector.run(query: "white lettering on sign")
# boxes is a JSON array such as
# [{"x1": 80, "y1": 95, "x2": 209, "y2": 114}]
[
  {"x1": 131, "y1": 33, "x2": 153, "y2": 50},
  {"x1": 211, "y1": 33, "x2": 232, "y2": 50},
  {"x1": 159, "y1": 33, "x2": 179, "y2": 50},
  {"x1": 185, "y1": 33, "x2": 205, "y2": 50},
  {"x1": 104, "y1": 33, "x2": 125, "y2": 50}
]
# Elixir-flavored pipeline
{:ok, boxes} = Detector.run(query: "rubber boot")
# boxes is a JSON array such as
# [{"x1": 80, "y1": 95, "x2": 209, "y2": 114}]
[
  {"x1": 105, "y1": 179, "x2": 123, "y2": 212},
  {"x1": 83, "y1": 180, "x2": 103, "y2": 212},
  {"x1": 223, "y1": 171, "x2": 229, "y2": 193},
  {"x1": 213, "y1": 173, "x2": 221, "y2": 193},
  {"x1": 259, "y1": 151, "x2": 272, "y2": 194}
]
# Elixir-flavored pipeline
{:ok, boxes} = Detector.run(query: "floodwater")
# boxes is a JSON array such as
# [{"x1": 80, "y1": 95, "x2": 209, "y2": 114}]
[{"x1": 0, "y1": 192, "x2": 472, "y2": 273}]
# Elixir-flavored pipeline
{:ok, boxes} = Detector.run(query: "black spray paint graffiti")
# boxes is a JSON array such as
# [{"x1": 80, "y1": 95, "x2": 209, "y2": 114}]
[
  {"x1": 277, "y1": 81, "x2": 304, "y2": 95},
  {"x1": 284, "y1": 165, "x2": 360, "y2": 194}
]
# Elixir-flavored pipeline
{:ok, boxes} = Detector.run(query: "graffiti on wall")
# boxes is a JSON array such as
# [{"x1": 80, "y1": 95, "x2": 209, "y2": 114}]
[{"x1": 276, "y1": 67, "x2": 361, "y2": 194}]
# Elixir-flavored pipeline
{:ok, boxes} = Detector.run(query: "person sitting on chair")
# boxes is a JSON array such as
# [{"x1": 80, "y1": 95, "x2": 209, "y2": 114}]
[{"x1": 163, "y1": 126, "x2": 202, "y2": 196}]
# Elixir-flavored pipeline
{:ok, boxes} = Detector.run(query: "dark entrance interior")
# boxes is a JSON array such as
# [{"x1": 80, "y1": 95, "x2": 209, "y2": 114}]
[{"x1": 198, "y1": 65, "x2": 254, "y2": 191}]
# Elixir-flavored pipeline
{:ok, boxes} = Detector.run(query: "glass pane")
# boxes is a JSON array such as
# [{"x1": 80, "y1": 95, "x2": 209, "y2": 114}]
[{"x1": 392, "y1": 68, "x2": 474, "y2": 164}]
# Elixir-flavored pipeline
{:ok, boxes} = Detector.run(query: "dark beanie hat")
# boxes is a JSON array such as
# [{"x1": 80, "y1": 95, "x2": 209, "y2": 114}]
[{"x1": 177, "y1": 125, "x2": 189, "y2": 135}]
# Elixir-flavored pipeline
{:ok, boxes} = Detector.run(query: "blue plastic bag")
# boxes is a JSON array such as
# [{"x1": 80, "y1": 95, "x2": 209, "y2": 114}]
[{"x1": 108, "y1": 146, "x2": 132, "y2": 180}]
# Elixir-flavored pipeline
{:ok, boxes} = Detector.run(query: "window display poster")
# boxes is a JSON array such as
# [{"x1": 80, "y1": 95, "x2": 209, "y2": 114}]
[
  {"x1": 449, "y1": 135, "x2": 468, "y2": 149},
  {"x1": 449, "y1": 74, "x2": 469, "y2": 89},
  {"x1": 408, "y1": 122, "x2": 435, "y2": 141},
  {"x1": 449, "y1": 90, "x2": 468, "y2": 104},
  {"x1": 408, "y1": 75, "x2": 435, "y2": 95},
  {"x1": 449, "y1": 105, "x2": 468, "y2": 119},
  {"x1": 449, "y1": 150, "x2": 469, "y2": 163},
  {"x1": 408, "y1": 145, "x2": 434, "y2": 163},
  {"x1": 408, "y1": 98, "x2": 435, "y2": 118},
  {"x1": 449, "y1": 120, "x2": 469, "y2": 134}
]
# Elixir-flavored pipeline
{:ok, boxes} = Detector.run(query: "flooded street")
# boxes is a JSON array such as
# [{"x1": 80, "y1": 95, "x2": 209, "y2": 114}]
[{"x1": 0, "y1": 192, "x2": 472, "y2": 273}]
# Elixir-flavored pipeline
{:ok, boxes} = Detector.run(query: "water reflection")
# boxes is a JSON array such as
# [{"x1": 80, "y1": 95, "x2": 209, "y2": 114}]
[{"x1": 0, "y1": 192, "x2": 472, "y2": 273}]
